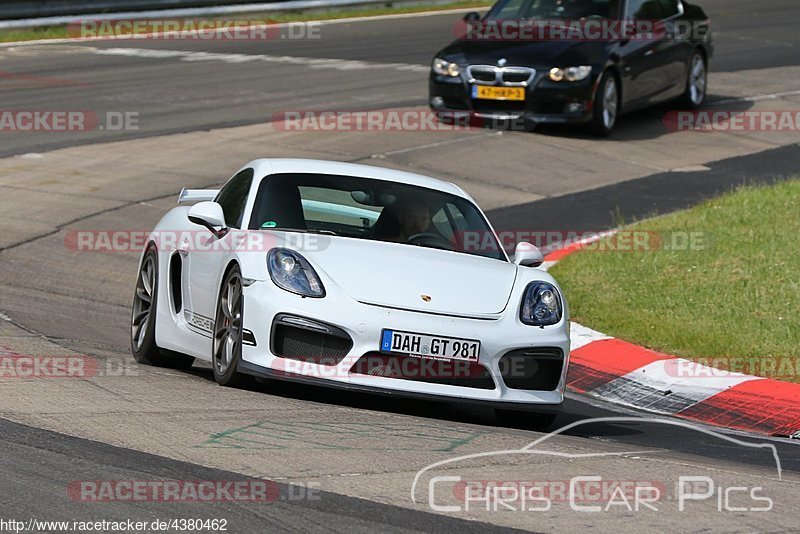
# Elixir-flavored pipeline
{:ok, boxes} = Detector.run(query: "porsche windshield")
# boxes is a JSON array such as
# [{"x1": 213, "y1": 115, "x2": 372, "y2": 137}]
[
  {"x1": 248, "y1": 173, "x2": 506, "y2": 261},
  {"x1": 485, "y1": 0, "x2": 618, "y2": 21}
]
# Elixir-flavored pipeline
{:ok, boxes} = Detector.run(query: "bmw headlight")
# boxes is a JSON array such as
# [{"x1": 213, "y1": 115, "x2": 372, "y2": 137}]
[
  {"x1": 433, "y1": 58, "x2": 461, "y2": 77},
  {"x1": 267, "y1": 248, "x2": 325, "y2": 298},
  {"x1": 549, "y1": 66, "x2": 592, "y2": 82},
  {"x1": 520, "y1": 282, "x2": 562, "y2": 326}
]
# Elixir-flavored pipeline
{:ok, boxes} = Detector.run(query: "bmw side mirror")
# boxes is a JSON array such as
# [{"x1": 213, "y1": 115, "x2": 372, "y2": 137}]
[
  {"x1": 463, "y1": 11, "x2": 481, "y2": 21},
  {"x1": 620, "y1": 21, "x2": 638, "y2": 44},
  {"x1": 188, "y1": 201, "x2": 227, "y2": 237},
  {"x1": 513, "y1": 241, "x2": 544, "y2": 267}
]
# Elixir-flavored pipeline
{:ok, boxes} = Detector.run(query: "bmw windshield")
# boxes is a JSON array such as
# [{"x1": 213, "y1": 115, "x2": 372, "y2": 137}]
[{"x1": 485, "y1": 0, "x2": 619, "y2": 21}]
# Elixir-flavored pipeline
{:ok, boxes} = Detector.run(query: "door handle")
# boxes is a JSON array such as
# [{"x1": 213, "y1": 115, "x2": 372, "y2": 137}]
[{"x1": 644, "y1": 49, "x2": 654, "y2": 57}]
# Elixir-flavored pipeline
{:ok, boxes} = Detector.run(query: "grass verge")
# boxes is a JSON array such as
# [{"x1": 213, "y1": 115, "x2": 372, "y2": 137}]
[
  {"x1": 0, "y1": 0, "x2": 490, "y2": 43},
  {"x1": 550, "y1": 179, "x2": 800, "y2": 380}
]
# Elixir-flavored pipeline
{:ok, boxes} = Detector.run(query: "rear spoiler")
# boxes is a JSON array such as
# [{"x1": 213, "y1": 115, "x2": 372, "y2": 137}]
[{"x1": 178, "y1": 188, "x2": 220, "y2": 204}]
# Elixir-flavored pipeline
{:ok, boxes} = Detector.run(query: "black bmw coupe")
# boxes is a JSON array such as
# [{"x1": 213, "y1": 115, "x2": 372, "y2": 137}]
[{"x1": 429, "y1": 0, "x2": 713, "y2": 135}]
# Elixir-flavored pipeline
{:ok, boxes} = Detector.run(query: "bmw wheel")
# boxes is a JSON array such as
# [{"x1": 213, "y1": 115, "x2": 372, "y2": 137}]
[
  {"x1": 681, "y1": 51, "x2": 707, "y2": 108},
  {"x1": 589, "y1": 71, "x2": 620, "y2": 137}
]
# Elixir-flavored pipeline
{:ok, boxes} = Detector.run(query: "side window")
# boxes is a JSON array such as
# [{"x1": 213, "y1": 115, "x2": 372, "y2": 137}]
[
  {"x1": 215, "y1": 169, "x2": 253, "y2": 229},
  {"x1": 657, "y1": 0, "x2": 680, "y2": 18},
  {"x1": 492, "y1": 0, "x2": 527, "y2": 19},
  {"x1": 625, "y1": 0, "x2": 663, "y2": 20}
]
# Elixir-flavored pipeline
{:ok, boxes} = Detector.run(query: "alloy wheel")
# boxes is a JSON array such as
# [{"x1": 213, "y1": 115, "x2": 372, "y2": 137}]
[
  {"x1": 131, "y1": 254, "x2": 156, "y2": 351},
  {"x1": 214, "y1": 273, "x2": 243, "y2": 376},
  {"x1": 689, "y1": 54, "x2": 707, "y2": 106}
]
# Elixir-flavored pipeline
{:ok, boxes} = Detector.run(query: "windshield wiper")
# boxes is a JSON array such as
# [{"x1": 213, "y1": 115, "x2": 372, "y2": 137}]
[{"x1": 292, "y1": 228, "x2": 338, "y2": 236}]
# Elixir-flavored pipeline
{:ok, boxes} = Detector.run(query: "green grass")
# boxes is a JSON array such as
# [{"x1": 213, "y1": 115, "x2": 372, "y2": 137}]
[
  {"x1": 0, "y1": 0, "x2": 490, "y2": 43},
  {"x1": 550, "y1": 179, "x2": 800, "y2": 377}
]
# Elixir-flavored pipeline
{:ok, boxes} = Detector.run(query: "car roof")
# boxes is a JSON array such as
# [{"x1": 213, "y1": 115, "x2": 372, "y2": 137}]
[{"x1": 244, "y1": 158, "x2": 470, "y2": 200}]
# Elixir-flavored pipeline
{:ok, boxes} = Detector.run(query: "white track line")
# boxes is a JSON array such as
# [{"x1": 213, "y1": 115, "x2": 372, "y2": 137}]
[
  {"x1": 710, "y1": 89, "x2": 800, "y2": 105},
  {"x1": 89, "y1": 46, "x2": 429, "y2": 72}
]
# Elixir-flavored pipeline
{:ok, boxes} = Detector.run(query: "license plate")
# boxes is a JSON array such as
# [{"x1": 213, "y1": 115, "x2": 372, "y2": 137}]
[
  {"x1": 380, "y1": 329, "x2": 480, "y2": 361},
  {"x1": 472, "y1": 85, "x2": 525, "y2": 101}
]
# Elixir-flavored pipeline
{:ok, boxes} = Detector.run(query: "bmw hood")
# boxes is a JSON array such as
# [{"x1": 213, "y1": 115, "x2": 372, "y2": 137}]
[
  {"x1": 437, "y1": 38, "x2": 610, "y2": 71},
  {"x1": 298, "y1": 236, "x2": 517, "y2": 316}
]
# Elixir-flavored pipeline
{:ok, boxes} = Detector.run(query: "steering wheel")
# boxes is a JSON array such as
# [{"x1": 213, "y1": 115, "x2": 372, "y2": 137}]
[{"x1": 407, "y1": 232, "x2": 452, "y2": 250}]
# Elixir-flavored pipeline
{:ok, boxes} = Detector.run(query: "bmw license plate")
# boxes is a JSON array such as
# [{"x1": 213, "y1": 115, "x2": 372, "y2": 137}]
[
  {"x1": 471, "y1": 85, "x2": 525, "y2": 101},
  {"x1": 380, "y1": 329, "x2": 480, "y2": 361}
]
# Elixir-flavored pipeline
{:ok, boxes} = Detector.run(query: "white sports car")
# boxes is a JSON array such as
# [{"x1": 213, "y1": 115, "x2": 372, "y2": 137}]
[{"x1": 131, "y1": 159, "x2": 570, "y2": 426}]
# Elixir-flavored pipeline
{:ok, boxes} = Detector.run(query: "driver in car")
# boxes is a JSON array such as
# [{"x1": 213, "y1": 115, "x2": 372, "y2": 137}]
[
  {"x1": 395, "y1": 202, "x2": 433, "y2": 242},
  {"x1": 374, "y1": 198, "x2": 450, "y2": 247}
]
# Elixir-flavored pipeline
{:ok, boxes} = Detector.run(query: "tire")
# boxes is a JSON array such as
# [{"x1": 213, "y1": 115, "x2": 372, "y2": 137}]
[
  {"x1": 495, "y1": 409, "x2": 558, "y2": 430},
  {"x1": 589, "y1": 71, "x2": 620, "y2": 137},
  {"x1": 212, "y1": 265, "x2": 251, "y2": 387},
  {"x1": 131, "y1": 248, "x2": 195, "y2": 369},
  {"x1": 680, "y1": 51, "x2": 707, "y2": 109}
]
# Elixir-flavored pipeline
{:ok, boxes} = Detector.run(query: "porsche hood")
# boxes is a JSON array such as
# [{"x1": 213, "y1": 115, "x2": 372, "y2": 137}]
[{"x1": 293, "y1": 236, "x2": 517, "y2": 316}]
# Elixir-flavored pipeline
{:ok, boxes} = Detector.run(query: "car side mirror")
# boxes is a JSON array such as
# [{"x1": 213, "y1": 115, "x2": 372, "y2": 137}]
[
  {"x1": 463, "y1": 11, "x2": 481, "y2": 21},
  {"x1": 188, "y1": 201, "x2": 227, "y2": 237},
  {"x1": 620, "y1": 20, "x2": 640, "y2": 43},
  {"x1": 513, "y1": 241, "x2": 544, "y2": 267}
]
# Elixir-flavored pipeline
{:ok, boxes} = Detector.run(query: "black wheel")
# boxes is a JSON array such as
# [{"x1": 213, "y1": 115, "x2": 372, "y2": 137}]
[
  {"x1": 212, "y1": 265, "x2": 251, "y2": 387},
  {"x1": 495, "y1": 409, "x2": 558, "y2": 430},
  {"x1": 679, "y1": 51, "x2": 707, "y2": 109},
  {"x1": 589, "y1": 71, "x2": 620, "y2": 137},
  {"x1": 131, "y1": 248, "x2": 195, "y2": 369}
]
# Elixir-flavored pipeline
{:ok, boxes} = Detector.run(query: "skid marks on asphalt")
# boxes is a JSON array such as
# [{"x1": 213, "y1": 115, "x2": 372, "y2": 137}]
[{"x1": 197, "y1": 420, "x2": 488, "y2": 452}]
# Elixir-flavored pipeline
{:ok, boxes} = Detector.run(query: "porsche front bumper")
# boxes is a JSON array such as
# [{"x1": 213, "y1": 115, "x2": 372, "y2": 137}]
[{"x1": 239, "y1": 280, "x2": 570, "y2": 409}]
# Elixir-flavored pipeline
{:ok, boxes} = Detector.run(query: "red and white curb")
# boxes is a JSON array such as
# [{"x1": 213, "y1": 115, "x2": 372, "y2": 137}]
[{"x1": 544, "y1": 238, "x2": 800, "y2": 439}]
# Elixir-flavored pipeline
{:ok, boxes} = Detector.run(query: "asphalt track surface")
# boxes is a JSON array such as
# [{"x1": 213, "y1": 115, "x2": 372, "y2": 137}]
[
  {"x1": 1, "y1": 418, "x2": 526, "y2": 533},
  {"x1": 0, "y1": 0, "x2": 799, "y2": 157},
  {"x1": 1, "y1": 0, "x2": 799, "y2": 532}
]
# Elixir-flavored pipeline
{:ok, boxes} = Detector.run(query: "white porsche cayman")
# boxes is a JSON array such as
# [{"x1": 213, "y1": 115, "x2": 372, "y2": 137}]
[{"x1": 131, "y1": 159, "x2": 570, "y2": 426}]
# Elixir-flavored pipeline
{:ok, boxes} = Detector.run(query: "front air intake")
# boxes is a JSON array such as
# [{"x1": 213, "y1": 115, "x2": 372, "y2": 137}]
[
  {"x1": 350, "y1": 352, "x2": 496, "y2": 390},
  {"x1": 270, "y1": 314, "x2": 352, "y2": 366},
  {"x1": 498, "y1": 348, "x2": 564, "y2": 391}
]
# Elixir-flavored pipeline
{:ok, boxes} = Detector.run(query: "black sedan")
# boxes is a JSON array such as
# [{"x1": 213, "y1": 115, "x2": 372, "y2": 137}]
[{"x1": 429, "y1": 0, "x2": 713, "y2": 135}]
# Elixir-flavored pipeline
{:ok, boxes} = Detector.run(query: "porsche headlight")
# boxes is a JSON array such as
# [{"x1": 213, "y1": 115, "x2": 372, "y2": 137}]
[
  {"x1": 549, "y1": 66, "x2": 592, "y2": 82},
  {"x1": 520, "y1": 282, "x2": 562, "y2": 326},
  {"x1": 267, "y1": 248, "x2": 325, "y2": 298},
  {"x1": 433, "y1": 58, "x2": 461, "y2": 77}
]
